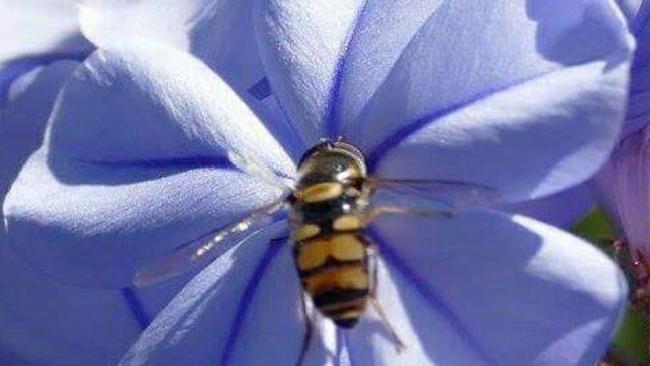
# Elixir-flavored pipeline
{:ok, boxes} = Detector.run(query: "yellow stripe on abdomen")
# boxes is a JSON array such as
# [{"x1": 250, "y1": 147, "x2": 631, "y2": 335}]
[
  {"x1": 302, "y1": 266, "x2": 369, "y2": 294},
  {"x1": 296, "y1": 233, "x2": 366, "y2": 272}
]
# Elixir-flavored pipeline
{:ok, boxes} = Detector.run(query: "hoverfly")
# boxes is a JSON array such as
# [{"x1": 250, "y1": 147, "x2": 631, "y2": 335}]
[{"x1": 134, "y1": 138, "x2": 498, "y2": 364}]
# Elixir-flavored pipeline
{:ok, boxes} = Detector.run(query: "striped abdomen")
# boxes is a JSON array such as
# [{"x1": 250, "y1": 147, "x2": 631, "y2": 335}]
[
  {"x1": 291, "y1": 180, "x2": 372, "y2": 328},
  {"x1": 294, "y1": 232, "x2": 371, "y2": 328}
]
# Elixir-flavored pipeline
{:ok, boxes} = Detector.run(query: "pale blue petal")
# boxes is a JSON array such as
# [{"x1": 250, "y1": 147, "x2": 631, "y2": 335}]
[
  {"x1": 0, "y1": 0, "x2": 89, "y2": 63},
  {"x1": 254, "y1": 0, "x2": 366, "y2": 144},
  {"x1": 80, "y1": 0, "x2": 261, "y2": 95},
  {"x1": 0, "y1": 0, "x2": 93, "y2": 106},
  {"x1": 367, "y1": 59, "x2": 630, "y2": 203},
  {"x1": 79, "y1": 0, "x2": 304, "y2": 157},
  {"x1": 0, "y1": 60, "x2": 189, "y2": 365},
  {"x1": 0, "y1": 243, "x2": 190, "y2": 366},
  {"x1": 321, "y1": 1, "x2": 445, "y2": 139},
  {"x1": 346, "y1": 0, "x2": 632, "y2": 203},
  {"x1": 346, "y1": 257, "x2": 489, "y2": 366},
  {"x1": 346, "y1": 211, "x2": 627, "y2": 366},
  {"x1": 504, "y1": 185, "x2": 594, "y2": 228},
  {"x1": 254, "y1": 0, "x2": 449, "y2": 143},
  {"x1": 3, "y1": 43, "x2": 293, "y2": 288},
  {"x1": 120, "y1": 224, "x2": 334, "y2": 366}
]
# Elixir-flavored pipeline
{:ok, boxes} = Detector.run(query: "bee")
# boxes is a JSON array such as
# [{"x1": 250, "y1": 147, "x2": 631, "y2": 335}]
[{"x1": 134, "y1": 138, "x2": 498, "y2": 364}]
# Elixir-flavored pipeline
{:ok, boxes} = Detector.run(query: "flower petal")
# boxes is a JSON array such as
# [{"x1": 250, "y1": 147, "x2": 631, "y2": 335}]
[
  {"x1": 621, "y1": 0, "x2": 650, "y2": 137},
  {"x1": 80, "y1": 0, "x2": 260, "y2": 89},
  {"x1": 254, "y1": 0, "x2": 445, "y2": 143},
  {"x1": 120, "y1": 224, "x2": 335, "y2": 366},
  {"x1": 615, "y1": 0, "x2": 644, "y2": 22},
  {"x1": 51, "y1": 43, "x2": 294, "y2": 177},
  {"x1": 80, "y1": 0, "x2": 304, "y2": 158},
  {"x1": 3, "y1": 43, "x2": 293, "y2": 288},
  {"x1": 346, "y1": 260, "x2": 490, "y2": 366},
  {"x1": 253, "y1": 0, "x2": 366, "y2": 144},
  {"x1": 591, "y1": 128, "x2": 650, "y2": 255},
  {"x1": 0, "y1": 243, "x2": 189, "y2": 366},
  {"x1": 370, "y1": 63, "x2": 629, "y2": 203},
  {"x1": 348, "y1": 0, "x2": 632, "y2": 202},
  {"x1": 0, "y1": 60, "x2": 188, "y2": 366},
  {"x1": 0, "y1": 61, "x2": 77, "y2": 224},
  {"x1": 504, "y1": 185, "x2": 594, "y2": 228},
  {"x1": 0, "y1": 0, "x2": 93, "y2": 106},
  {"x1": 345, "y1": 210, "x2": 626, "y2": 366},
  {"x1": 590, "y1": 159, "x2": 624, "y2": 234}
]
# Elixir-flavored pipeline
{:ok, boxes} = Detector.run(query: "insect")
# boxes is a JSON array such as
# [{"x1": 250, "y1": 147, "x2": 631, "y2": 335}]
[{"x1": 134, "y1": 138, "x2": 498, "y2": 364}]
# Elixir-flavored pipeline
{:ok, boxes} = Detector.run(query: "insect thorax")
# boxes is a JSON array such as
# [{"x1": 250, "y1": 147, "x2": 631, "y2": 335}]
[{"x1": 290, "y1": 140, "x2": 369, "y2": 233}]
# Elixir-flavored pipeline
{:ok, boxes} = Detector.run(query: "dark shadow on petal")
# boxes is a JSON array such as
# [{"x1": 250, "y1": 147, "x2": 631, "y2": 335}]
[
  {"x1": 630, "y1": 2, "x2": 650, "y2": 71},
  {"x1": 121, "y1": 287, "x2": 151, "y2": 331},
  {"x1": 46, "y1": 154, "x2": 239, "y2": 186},
  {"x1": 0, "y1": 61, "x2": 76, "y2": 229},
  {"x1": 247, "y1": 78, "x2": 272, "y2": 101},
  {"x1": 526, "y1": 0, "x2": 630, "y2": 67},
  {"x1": 0, "y1": 34, "x2": 93, "y2": 107}
]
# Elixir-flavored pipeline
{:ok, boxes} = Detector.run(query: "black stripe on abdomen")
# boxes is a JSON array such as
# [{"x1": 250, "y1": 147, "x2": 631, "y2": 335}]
[
  {"x1": 313, "y1": 288, "x2": 368, "y2": 307},
  {"x1": 315, "y1": 289, "x2": 368, "y2": 328}
]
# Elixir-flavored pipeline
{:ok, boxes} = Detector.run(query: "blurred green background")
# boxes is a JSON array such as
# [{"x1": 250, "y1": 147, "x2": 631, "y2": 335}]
[{"x1": 573, "y1": 210, "x2": 650, "y2": 365}]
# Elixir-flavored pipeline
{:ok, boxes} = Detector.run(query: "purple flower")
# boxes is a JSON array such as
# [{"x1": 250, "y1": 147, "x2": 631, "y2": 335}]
[
  {"x1": 1, "y1": 0, "x2": 635, "y2": 365},
  {"x1": 592, "y1": 0, "x2": 650, "y2": 261},
  {"x1": 594, "y1": 128, "x2": 650, "y2": 256}
]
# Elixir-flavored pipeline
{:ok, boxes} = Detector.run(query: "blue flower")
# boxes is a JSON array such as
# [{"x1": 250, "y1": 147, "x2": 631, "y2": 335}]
[
  {"x1": 1, "y1": 1, "x2": 303, "y2": 363},
  {"x1": 0, "y1": 2, "x2": 213, "y2": 365},
  {"x1": 0, "y1": 3, "x2": 148, "y2": 364},
  {"x1": 0, "y1": 59, "x2": 143, "y2": 366},
  {"x1": 2, "y1": 0, "x2": 634, "y2": 365}
]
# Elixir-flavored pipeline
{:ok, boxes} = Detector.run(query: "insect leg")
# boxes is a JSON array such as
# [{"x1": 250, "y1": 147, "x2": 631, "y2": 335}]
[
  {"x1": 369, "y1": 297, "x2": 405, "y2": 352},
  {"x1": 296, "y1": 292, "x2": 314, "y2": 366},
  {"x1": 367, "y1": 245, "x2": 406, "y2": 352}
]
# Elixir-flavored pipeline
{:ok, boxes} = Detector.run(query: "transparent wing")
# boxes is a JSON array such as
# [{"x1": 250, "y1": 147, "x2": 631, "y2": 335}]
[
  {"x1": 133, "y1": 199, "x2": 287, "y2": 287},
  {"x1": 227, "y1": 150, "x2": 294, "y2": 191},
  {"x1": 367, "y1": 177, "x2": 500, "y2": 217}
]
